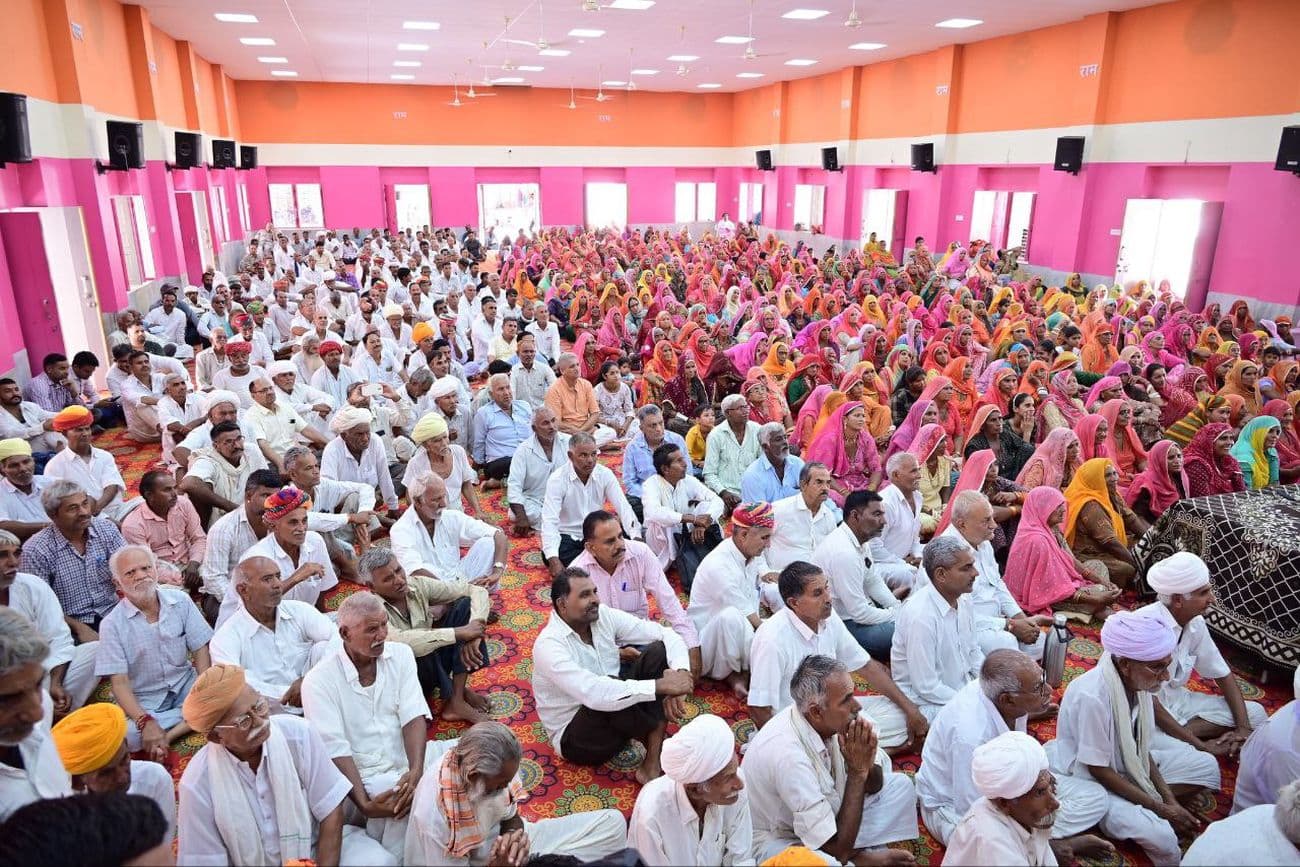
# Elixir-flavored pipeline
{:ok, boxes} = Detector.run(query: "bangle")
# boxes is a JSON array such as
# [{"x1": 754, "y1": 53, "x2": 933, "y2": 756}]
[{"x1": 135, "y1": 712, "x2": 156, "y2": 731}]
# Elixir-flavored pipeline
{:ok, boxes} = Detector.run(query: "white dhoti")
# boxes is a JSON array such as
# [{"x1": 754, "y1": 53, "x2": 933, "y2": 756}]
[
  {"x1": 875, "y1": 561, "x2": 916, "y2": 591},
  {"x1": 519, "y1": 810, "x2": 628, "y2": 865},
  {"x1": 921, "y1": 772, "x2": 1109, "y2": 846},
  {"x1": 1151, "y1": 729, "x2": 1221, "y2": 790},
  {"x1": 358, "y1": 744, "x2": 452, "y2": 861},
  {"x1": 856, "y1": 696, "x2": 908, "y2": 751},
  {"x1": 341, "y1": 825, "x2": 399, "y2": 866},
  {"x1": 454, "y1": 536, "x2": 498, "y2": 591},
  {"x1": 1161, "y1": 686, "x2": 1267, "y2": 730},
  {"x1": 126, "y1": 405, "x2": 162, "y2": 443},
  {"x1": 64, "y1": 640, "x2": 100, "y2": 709},
  {"x1": 1095, "y1": 793, "x2": 1183, "y2": 866},
  {"x1": 977, "y1": 625, "x2": 1046, "y2": 661},
  {"x1": 851, "y1": 766, "x2": 919, "y2": 849},
  {"x1": 697, "y1": 607, "x2": 754, "y2": 680},
  {"x1": 593, "y1": 424, "x2": 617, "y2": 448}
]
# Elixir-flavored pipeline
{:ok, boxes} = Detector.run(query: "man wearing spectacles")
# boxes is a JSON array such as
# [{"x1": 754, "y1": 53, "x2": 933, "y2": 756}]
[{"x1": 916, "y1": 649, "x2": 1113, "y2": 861}]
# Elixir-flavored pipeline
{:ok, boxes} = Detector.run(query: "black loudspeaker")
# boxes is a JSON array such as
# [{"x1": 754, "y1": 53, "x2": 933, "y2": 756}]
[
  {"x1": 910, "y1": 142, "x2": 935, "y2": 173},
  {"x1": 239, "y1": 145, "x2": 258, "y2": 170},
  {"x1": 755, "y1": 148, "x2": 773, "y2": 171},
  {"x1": 0, "y1": 93, "x2": 32, "y2": 166},
  {"x1": 821, "y1": 146, "x2": 840, "y2": 172},
  {"x1": 174, "y1": 131, "x2": 201, "y2": 168},
  {"x1": 106, "y1": 120, "x2": 145, "y2": 170},
  {"x1": 1276, "y1": 126, "x2": 1300, "y2": 174},
  {"x1": 1054, "y1": 136, "x2": 1085, "y2": 174},
  {"x1": 211, "y1": 138, "x2": 237, "y2": 169}
]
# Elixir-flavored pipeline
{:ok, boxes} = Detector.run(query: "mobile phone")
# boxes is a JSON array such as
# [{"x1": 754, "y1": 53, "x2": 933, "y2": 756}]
[{"x1": 362, "y1": 383, "x2": 382, "y2": 398}]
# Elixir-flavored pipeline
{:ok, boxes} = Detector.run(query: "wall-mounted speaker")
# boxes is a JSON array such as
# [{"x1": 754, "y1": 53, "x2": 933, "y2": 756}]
[
  {"x1": 910, "y1": 142, "x2": 935, "y2": 173},
  {"x1": 0, "y1": 93, "x2": 32, "y2": 166},
  {"x1": 1276, "y1": 126, "x2": 1300, "y2": 175},
  {"x1": 1054, "y1": 136, "x2": 1085, "y2": 174},
  {"x1": 211, "y1": 138, "x2": 237, "y2": 169},
  {"x1": 106, "y1": 120, "x2": 145, "y2": 170},
  {"x1": 755, "y1": 148, "x2": 773, "y2": 171},
  {"x1": 174, "y1": 131, "x2": 201, "y2": 169},
  {"x1": 239, "y1": 145, "x2": 258, "y2": 170},
  {"x1": 821, "y1": 146, "x2": 840, "y2": 172}
]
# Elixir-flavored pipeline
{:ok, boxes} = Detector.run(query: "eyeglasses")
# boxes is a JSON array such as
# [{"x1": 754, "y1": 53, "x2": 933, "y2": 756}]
[
  {"x1": 216, "y1": 697, "x2": 270, "y2": 733},
  {"x1": 1012, "y1": 673, "x2": 1051, "y2": 697}
]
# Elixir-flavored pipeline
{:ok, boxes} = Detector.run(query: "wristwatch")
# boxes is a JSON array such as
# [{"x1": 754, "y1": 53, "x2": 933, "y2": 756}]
[{"x1": 492, "y1": 561, "x2": 506, "y2": 570}]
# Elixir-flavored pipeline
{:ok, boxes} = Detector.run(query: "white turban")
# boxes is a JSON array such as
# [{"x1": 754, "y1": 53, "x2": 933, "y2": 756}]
[
  {"x1": 428, "y1": 377, "x2": 460, "y2": 400},
  {"x1": 330, "y1": 405, "x2": 372, "y2": 434},
  {"x1": 971, "y1": 731, "x2": 1049, "y2": 800},
  {"x1": 383, "y1": 304, "x2": 404, "y2": 319},
  {"x1": 203, "y1": 390, "x2": 240, "y2": 414},
  {"x1": 720, "y1": 394, "x2": 747, "y2": 413},
  {"x1": 1100, "y1": 610, "x2": 1177, "y2": 662},
  {"x1": 267, "y1": 360, "x2": 297, "y2": 379},
  {"x1": 1146, "y1": 552, "x2": 1210, "y2": 596},
  {"x1": 660, "y1": 714, "x2": 735, "y2": 786}
]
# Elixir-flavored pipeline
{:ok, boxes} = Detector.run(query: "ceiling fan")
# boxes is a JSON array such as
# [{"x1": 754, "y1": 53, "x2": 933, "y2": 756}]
[
  {"x1": 741, "y1": 0, "x2": 787, "y2": 60},
  {"x1": 845, "y1": 0, "x2": 893, "y2": 29},
  {"x1": 500, "y1": 0, "x2": 565, "y2": 52},
  {"x1": 579, "y1": 64, "x2": 616, "y2": 101},
  {"x1": 557, "y1": 83, "x2": 579, "y2": 109},
  {"x1": 447, "y1": 79, "x2": 474, "y2": 108}
]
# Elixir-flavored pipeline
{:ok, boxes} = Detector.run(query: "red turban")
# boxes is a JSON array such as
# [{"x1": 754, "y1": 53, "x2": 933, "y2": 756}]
[
  {"x1": 318, "y1": 340, "x2": 344, "y2": 356},
  {"x1": 731, "y1": 502, "x2": 774, "y2": 529}
]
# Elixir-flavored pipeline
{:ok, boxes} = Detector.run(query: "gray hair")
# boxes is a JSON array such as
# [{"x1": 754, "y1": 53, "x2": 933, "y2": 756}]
[
  {"x1": 406, "y1": 470, "x2": 446, "y2": 502},
  {"x1": 209, "y1": 326, "x2": 227, "y2": 339},
  {"x1": 979, "y1": 649, "x2": 1033, "y2": 703},
  {"x1": 454, "y1": 721, "x2": 522, "y2": 792},
  {"x1": 1277, "y1": 780, "x2": 1300, "y2": 846},
  {"x1": 799, "y1": 461, "x2": 828, "y2": 485},
  {"x1": 556, "y1": 352, "x2": 578, "y2": 368},
  {"x1": 635, "y1": 404, "x2": 662, "y2": 422},
  {"x1": 789, "y1": 654, "x2": 849, "y2": 714},
  {"x1": 922, "y1": 534, "x2": 968, "y2": 577},
  {"x1": 337, "y1": 590, "x2": 386, "y2": 630},
  {"x1": 720, "y1": 393, "x2": 747, "y2": 413},
  {"x1": 569, "y1": 432, "x2": 596, "y2": 450},
  {"x1": 40, "y1": 479, "x2": 86, "y2": 516},
  {"x1": 282, "y1": 446, "x2": 313, "y2": 472},
  {"x1": 108, "y1": 544, "x2": 156, "y2": 578},
  {"x1": 757, "y1": 422, "x2": 785, "y2": 446},
  {"x1": 950, "y1": 489, "x2": 990, "y2": 526},
  {"x1": 0, "y1": 529, "x2": 18, "y2": 549},
  {"x1": 0, "y1": 608, "x2": 49, "y2": 677},
  {"x1": 487, "y1": 372, "x2": 510, "y2": 390},
  {"x1": 886, "y1": 450, "x2": 917, "y2": 476},
  {"x1": 408, "y1": 367, "x2": 434, "y2": 388},
  {"x1": 356, "y1": 547, "x2": 399, "y2": 585}
]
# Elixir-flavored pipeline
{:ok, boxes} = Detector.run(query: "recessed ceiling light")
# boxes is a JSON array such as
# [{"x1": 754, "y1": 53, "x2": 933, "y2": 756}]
[
  {"x1": 393, "y1": 60, "x2": 421, "y2": 67},
  {"x1": 602, "y1": 80, "x2": 627, "y2": 87},
  {"x1": 785, "y1": 58, "x2": 818, "y2": 66},
  {"x1": 517, "y1": 65, "x2": 545, "y2": 72},
  {"x1": 849, "y1": 42, "x2": 886, "y2": 50},
  {"x1": 715, "y1": 36, "x2": 753, "y2": 44},
  {"x1": 782, "y1": 8, "x2": 829, "y2": 19},
  {"x1": 493, "y1": 76, "x2": 525, "y2": 84},
  {"x1": 270, "y1": 70, "x2": 297, "y2": 77},
  {"x1": 697, "y1": 82, "x2": 721, "y2": 89},
  {"x1": 402, "y1": 20, "x2": 440, "y2": 30},
  {"x1": 667, "y1": 54, "x2": 699, "y2": 62},
  {"x1": 539, "y1": 48, "x2": 571, "y2": 57},
  {"x1": 608, "y1": 0, "x2": 655, "y2": 8},
  {"x1": 239, "y1": 37, "x2": 275, "y2": 46},
  {"x1": 390, "y1": 74, "x2": 414, "y2": 81},
  {"x1": 257, "y1": 56, "x2": 287, "y2": 64},
  {"x1": 397, "y1": 43, "x2": 429, "y2": 51},
  {"x1": 568, "y1": 28, "x2": 605, "y2": 37},
  {"x1": 936, "y1": 17, "x2": 983, "y2": 28},
  {"x1": 737, "y1": 72, "x2": 764, "y2": 78},
  {"x1": 214, "y1": 13, "x2": 258, "y2": 23},
  {"x1": 631, "y1": 68, "x2": 659, "y2": 75}
]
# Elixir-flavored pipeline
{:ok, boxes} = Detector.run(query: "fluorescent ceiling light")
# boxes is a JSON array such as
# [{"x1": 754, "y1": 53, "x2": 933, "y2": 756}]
[
  {"x1": 539, "y1": 48, "x2": 571, "y2": 56},
  {"x1": 697, "y1": 82, "x2": 721, "y2": 89},
  {"x1": 214, "y1": 13, "x2": 258, "y2": 23},
  {"x1": 239, "y1": 37, "x2": 275, "y2": 46},
  {"x1": 493, "y1": 76, "x2": 525, "y2": 83},
  {"x1": 715, "y1": 35, "x2": 753, "y2": 44},
  {"x1": 608, "y1": 0, "x2": 655, "y2": 8},
  {"x1": 602, "y1": 80, "x2": 627, "y2": 87},
  {"x1": 393, "y1": 60, "x2": 421, "y2": 67},
  {"x1": 849, "y1": 42, "x2": 886, "y2": 50},
  {"x1": 935, "y1": 17, "x2": 983, "y2": 28},
  {"x1": 390, "y1": 74, "x2": 414, "y2": 80},
  {"x1": 270, "y1": 70, "x2": 297, "y2": 77},
  {"x1": 257, "y1": 56, "x2": 287, "y2": 64},
  {"x1": 517, "y1": 65, "x2": 545, "y2": 72},
  {"x1": 631, "y1": 68, "x2": 659, "y2": 75},
  {"x1": 785, "y1": 58, "x2": 817, "y2": 66},
  {"x1": 667, "y1": 54, "x2": 699, "y2": 62},
  {"x1": 782, "y1": 8, "x2": 829, "y2": 19},
  {"x1": 397, "y1": 43, "x2": 429, "y2": 51},
  {"x1": 402, "y1": 20, "x2": 440, "y2": 30},
  {"x1": 568, "y1": 28, "x2": 605, "y2": 37},
  {"x1": 736, "y1": 72, "x2": 764, "y2": 78}
]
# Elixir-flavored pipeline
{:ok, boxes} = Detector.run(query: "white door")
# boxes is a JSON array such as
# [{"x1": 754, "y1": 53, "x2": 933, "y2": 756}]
[
  {"x1": 191, "y1": 191, "x2": 216, "y2": 269},
  {"x1": 478, "y1": 183, "x2": 540, "y2": 240},
  {"x1": 585, "y1": 182, "x2": 628, "y2": 230},
  {"x1": 862, "y1": 189, "x2": 896, "y2": 248},
  {"x1": 1116, "y1": 198, "x2": 1204, "y2": 299},
  {"x1": 394, "y1": 184, "x2": 431, "y2": 234},
  {"x1": 1007, "y1": 192, "x2": 1035, "y2": 261},
  {"x1": 40, "y1": 208, "x2": 112, "y2": 391}
]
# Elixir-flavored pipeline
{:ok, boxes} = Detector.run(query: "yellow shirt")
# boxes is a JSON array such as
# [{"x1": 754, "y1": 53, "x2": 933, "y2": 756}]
[{"x1": 686, "y1": 424, "x2": 708, "y2": 465}]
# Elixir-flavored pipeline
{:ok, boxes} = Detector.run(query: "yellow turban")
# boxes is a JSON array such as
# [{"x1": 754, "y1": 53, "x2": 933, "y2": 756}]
[
  {"x1": 51, "y1": 703, "x2": 127, "y2": 775},
  {"x1": 0, "y1": 438, "x2": 32, "y2": 462},
  {"x1": 51, "y1": 405, "x2": 94, "y2": 432},
  {"x1": 182, "y1": 664, "x2": 247, "y2": 734},
  {"x1": 412, "y1": 321, "x2": 435, "y2": 344},
  {"x1": 411, "y1": 412, "x2": 448, "y2": 444}
]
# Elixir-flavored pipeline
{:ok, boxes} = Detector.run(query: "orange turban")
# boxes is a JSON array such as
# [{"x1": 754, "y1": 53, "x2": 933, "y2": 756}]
[
  {"x1": 182, "y1": 664, "x2": 247, "y2": 734},
  {"x1": 51, "y1": 405, "x2": 93, "y2": 432},
  {"x1": 51, "y1": 703, "x2": 127, "y2": 775},
  {"x1": 412, "y1": 321, "x2": 435, "y2": 344},
  {"x1": 762, "y1": 848, "x2": 830, "y2": 866}
]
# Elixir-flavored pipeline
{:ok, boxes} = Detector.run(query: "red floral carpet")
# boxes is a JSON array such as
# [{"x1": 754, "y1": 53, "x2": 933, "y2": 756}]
[{"x1": 95, "y1": 427, "x2": 1290, "y2": 866}]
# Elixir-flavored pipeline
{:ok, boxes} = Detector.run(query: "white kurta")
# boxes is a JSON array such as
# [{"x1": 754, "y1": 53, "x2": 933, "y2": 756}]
[
  {"x1": 814, "y1": 523, "x2": 900, "y2": 628},
  {"x1": 628, "y1": 775, "x2": 755, "y2": 867},
  {"x1": 873, "y1": 484, "x2": 925, "y2": 591},
  {"x1": 131, "y1": 758, "x2": 179, "y2": 843},
  {"x1": 388, "y1": 507, "x2": 497, "y2": 585},
  {"x1": 209, "y1": 600, "x2": 338, "y2": 704},
  {"x1": 1232, "y1": 699, "x2": 1299, "y2": 813},
  {"x1": 640, "y1": 474, "x2": 725, "y2": 569},
  {"x1": 766, "y1": 493, "x2": 840, "y2": 573},
  {"x1": 0, "y1": 723, "x2": 71, "y2": 821},
  {"x1": 222, "y1": 530, "x2": 339, "y2": 624},
  {"x1": 687, "y1": 539, "x2": 770, "y2": 680},
  {"x1": 1183, "y1": 804, "x2": 1300, "y2": 865},
  {"x1": 890, "y1": 583, "x2": 983, "y2": 718},
  {"x1": 942, "y1": 797, "x2": 1057, "y2": 866},
  {"x1": 938, "y1": 525, "x2": 1045, "y2": 660},
  {"x1": 505, "y1": 433, "x2": 570, "y2": 525},
  {"x1": 7, "y1": 572, "x2": 99, "y2": 716}
]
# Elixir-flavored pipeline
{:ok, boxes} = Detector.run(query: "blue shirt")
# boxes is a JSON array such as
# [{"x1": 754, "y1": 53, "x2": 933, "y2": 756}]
[
  {"x1": 622, "y1": 430, "x2": 689, "y2": 499},
  {"x1": 739, "y1": 454, "x2": 806, "y2": 504},
  {"x1": 471, "y1": 399, "x2": 534, "y2": 463}
]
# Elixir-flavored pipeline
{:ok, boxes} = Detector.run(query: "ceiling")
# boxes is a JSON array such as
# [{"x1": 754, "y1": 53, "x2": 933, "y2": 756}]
[{"x1": 133, "y1": 0, "x2": 1167, "y2": 93}]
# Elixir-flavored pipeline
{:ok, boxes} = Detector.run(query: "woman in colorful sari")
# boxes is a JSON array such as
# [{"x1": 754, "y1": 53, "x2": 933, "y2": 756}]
[
  {"x1": 1017, "y1": 359, "x2": 1050, "y2": 398},
  {"x1": 1218, "y1": 359, "x2": 1263, "y2": 416},
  {"x1": 885, "y1": 398, "x2": 938, "y2": 465},
  {"x1": 1038, "y1": 371, "x2": 1087, "y2": 439},
  {"x1": 662, "y1": 351, "x2": 709, "y2": 436},
  {"x1": 907, "y1": 422, "x2": 952, "y2": 535},
  {"x1": 964, "y1": 403, "x2": 1036, "y2": 482},
  {"x1": 1201, "y1": 352, "x2": 1234, "y2": 392},
  {"x1": 747, "y1": 368, "x2": 793, "y2": 428},
  {"x1": 1097, "y1": 398, "x2": 1147, "y2": 492},
  {"x1": 793, "y1": 384, "x2": 833, "y2": 453},
  {"x1": 640, "y1": 338, "x2": 680, "y2": 406},
  {"x1": 1015, "y1": 427, "x2": 1081, "y2": 491},
  {"x1": 1081, "y1": 323, "x2": 1120, "y2": 374},
  {"x1": 937, "y1": 448, "x2": 1025, "y2": 553},
  {"x1": 702, "y1": 351, "x2": 745, "y2": 405},
  {"x1": 841, "y1": 365, "x2": 893, "y2": 442},
  {"x1": 724, "y1": 331, "x2": 769, "y2": 375},
  {"x1": 785, "y1": 353, "x2": 827, "y2": 416},
  {"x1": 760, "y1": 341, "x2": 797, "y2": 389},
  {"x1": 1164, "y1": 393, "x2": 1230, "y2": 447},
  {"x1": 1005, "y1": 486, "x2": 1120, "y2": 620},
  {"x1": 890, "y1": 366, "x2": 928, "y2": 427},
  {"x1": 1182, "y1": 422, "x2": 1247, "y2": 498},
  {"x1": 1230, "y1": 415, "x2": 1281, "y2": 490},
  {"x1": 1064, "y1": 458, "x2": 1147, "y2": 588},
  {"x1": 572, "y1": 331, "x2": 618, "y2": 385},
  {"x1": 1123, "y1": 439, "x2": 1187, "y2": 525},
  {"x1": 806, "y1": 400, "x2": 883, "y2": 505},
  {"x1": 597, "y1": 304, "x2": 632, "y2": 356},
  {"x1": 1147, "y1": 363, "x2": 1197, "y2": 429},
  {"x1": 919, "y1": 375, "x2": 965, "y2": 455},
  {"x1": 1083, "y1": 376, "x2": 1124, "y2": 412},
  {"x1": 1264, "y1": 399, "x2": 1300, "y2": 483},
  {"x1": 1074, "y1": 413, "x2": 1109, "y2": 464}
]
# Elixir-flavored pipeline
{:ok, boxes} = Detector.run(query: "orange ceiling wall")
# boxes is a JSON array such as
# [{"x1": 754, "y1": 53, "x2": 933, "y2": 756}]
[
  {"x1": 731, "y1": 83, "x2": 782, "y2": 146},
  {"x1": 782, "y1": 71, "x2": 849, "y2": 143},
  {"x1": 194, "y1": 55, "x2": 222, "y2": 135},
  {"x1": 66, "y1": 0, "x2": 139, "y2": 119},
  {"x1": 0, "y1": 0, "x2": 61, "y2": 104},
  {"x1": 853, "y1": 48, "x2": 955, "y2": 140},
  {"x1": 149, "y1": 26, "x2": 189, "y2": 128}
]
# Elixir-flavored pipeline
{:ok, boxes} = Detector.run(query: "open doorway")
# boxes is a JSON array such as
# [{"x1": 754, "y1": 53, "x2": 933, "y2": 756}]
[
  {"x1": 969, "y1": 190, "x2": 1036, "y2": 257},
  {"x1": 174, "y1": 190, "x2": 216, "y2": 281},
  {"x1": 739, "y1": 182, "x2": 764, "y2": 224},
  {"x1": 861, "y1": 189, "x2": 909, "y2": 255},
  {"x1": 585, "y1": 182, "x2": 628, "y2": 231},
  {"x1": 478, "y1": 183, "x2": 540, "y2": 245},
  {"x1": 393, "y1": 185, "x2": 431, "y2": 234},
  {"x1": 1115, "y1": 199, "x2": 1222, "y2": 305}
]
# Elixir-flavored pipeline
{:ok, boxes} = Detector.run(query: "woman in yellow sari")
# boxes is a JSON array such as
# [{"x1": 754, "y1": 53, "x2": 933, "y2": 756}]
[
  {"x1": 1063, "y1": 458, "x2": 1147, "y2": 588},
  {"x1": 760, "y1": 341, "x2": 797, "y2": 388},
  {"x1": 861, "y1": 296, "x2": 888, "y2": 329},
  {"x1": 1217, "y1": 359, "x2": 1263, "y2": 416},
  {"x1": 840, "y1": 365, "x2": 893, "y2": 442}
]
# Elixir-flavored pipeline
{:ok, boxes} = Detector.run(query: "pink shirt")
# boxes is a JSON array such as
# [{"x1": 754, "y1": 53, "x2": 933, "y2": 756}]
[
  {"x1": 571, "y1": 541, "x2": 699, "y2": 648},
  {"x1": 120, "y1": 495, "x2": 208, "y2": 566}
]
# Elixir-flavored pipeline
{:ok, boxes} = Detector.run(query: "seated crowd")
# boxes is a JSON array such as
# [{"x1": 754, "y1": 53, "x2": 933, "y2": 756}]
[{"x1": 0, "y1": 222, "x2": 1297, "y2": 866}]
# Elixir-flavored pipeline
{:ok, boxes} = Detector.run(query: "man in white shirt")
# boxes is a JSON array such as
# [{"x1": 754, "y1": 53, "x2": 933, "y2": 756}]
[
  {"x1": 939, "y1": 490, "x2": 1048, "y2": 660},
  {"x1": 891, "y1": 535, "x2": 984, "y2": 720},
  {"x1": 1233, "y1": 668, "x2": 1300, "y2": 814},
  {"x1": 209, "y1": 556, "x2": 337, "y2": 714},
  {"x1": 390, "y1": 472, "x2": 508, "y2": 598},
  {"x1": 640, "y1": 441, "x2": 724, "y2": 575},
  {"x1": 510, "y1": 333, "x2": 555, "y2": 410},
  {"x1": 1187, "y1": 780, "x2": 1300, "y2": 866},
  {"x1": 767, "y1": 462, "x2": 839, "y2": 572},
  {"x1": 742, "y1": 654, "x2": 918, "y2": 864},
  {"x1": 0, "y1": 379, "x2": 59, "y2": 454},
  {"x1": 320, "y1": 405, "x2": 398, "y2": 512},
  {"x1": 531, "y1": 567, "x2": 693, "y2": 783},
  {"x1": 506, "y1": 408, "x2": 569, "y2": 535},
  {"x1": 311, "y1": 340, "x2": 361, "y2": 409},
  {"x1": 540, "y1": 432, "x2": 641, "y2": 574},
  {"x1": 0, "y1": 440, "x2": 50, "y2": 542},
  {"x1": 42, "y1": 407, "x2": 130, "y2": 522},
  {"x1": 245, "y1": 377, "x2": 326, "y2": 474},
  {"x1": 194, "y1": 326, "x2": 230, "y2": 392},
  {"x1": 527, "y1": 304, "x2": 561, "y2": 365},
  {"x1": 917, "y1": 649, "x2": 1110, "y2": 853},
  {"x1": 814, "y1": 490, "x2": 901, "y2": 660},
  {"x1": 0, "y1": 608, "x2": 73, "y2": 821},
  {"x1": 628, "y1": 713, "x2": 751, "y2": 867},
  {"x1": 141, "y1": 288, "x2": 192, "y2": 360},
  {"x1": 874, "y1": 452, "x2": 925, "y2": 590},
  {"x1": 470, "y1": 296, "x2": 502, "y2": 370},
  {"x1": 156, "y1": 374, "x2": 204, "y2": 467},
  {"x1": 210, "y1": 341, "x2": 265, "y2": 408}
]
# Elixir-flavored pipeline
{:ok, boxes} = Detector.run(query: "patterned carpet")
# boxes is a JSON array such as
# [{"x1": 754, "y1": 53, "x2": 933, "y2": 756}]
[{"x1": 94, "y1": 426, "x2": 1291, "y2": 866}]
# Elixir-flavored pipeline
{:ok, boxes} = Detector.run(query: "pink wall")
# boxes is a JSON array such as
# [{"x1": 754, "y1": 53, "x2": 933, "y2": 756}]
[{"x1": 0, "y1": 212, "x2": 66, "y2": 367}]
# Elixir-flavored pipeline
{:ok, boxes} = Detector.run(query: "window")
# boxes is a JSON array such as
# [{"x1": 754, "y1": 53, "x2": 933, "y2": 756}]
[
  {"x1": 970, "y1": 189, "x2": 1036, "y2": 255},
  {"x1": 111, "y1": 195, "x2": 156, "y2": 287},
  {"x1": 739, "y1": 182, "x2": 764, "y2": 223},
  {"x1": 585, "y1": 182, "x2": 628, "y2": 230},
  {"x1": 1007, "y1": 192, "x2": 1035, "y2": 260},
  {"x1": 861, "y1": 189, "x2": 899, "y2": 249},
  {"x1": 478, "y1": 183, "x2": 540, "y2": 241},
  {"x1": 236, "y1": 184, "x2": 252, "y2": 232},
  {"x1": 213, "y1": 186, "x2": 231, "y2": 238},
  {"x1": 268, "y1": 182, "x2": 324, "y2": 228},
  {"x1": 394, "y1": 185, "x2": 431, "y2": 234},
  {"x1": 674, "y1": 182, "x2": 717, "y2": 222},
  {"x1": 1116, "y1": 199, "x2": 1206, "y2": 300},
  {"x1": 793, "y1": 184, "x2": 825, "y2": 232}
]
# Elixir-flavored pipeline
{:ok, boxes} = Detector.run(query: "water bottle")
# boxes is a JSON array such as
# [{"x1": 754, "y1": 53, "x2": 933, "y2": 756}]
[{"x1": 1043, "y1": 613, "x2": 1072, "y2": 688}]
